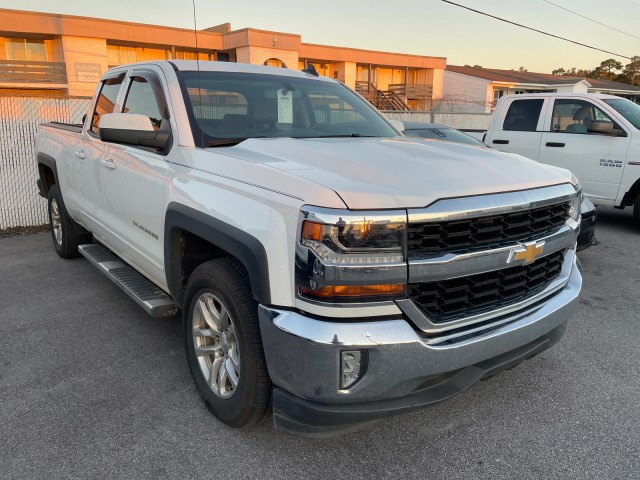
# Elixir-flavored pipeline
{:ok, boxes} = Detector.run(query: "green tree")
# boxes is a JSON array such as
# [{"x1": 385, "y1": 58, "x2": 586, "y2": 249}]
[
  {"x1": 589, "y1": 59, "x2": 623, "y2": 80},
  {"x1": 621, "y1": 56, "x2": 640, "y2": 86},
  {"x1": 601, "y1": 58, "x2": 623, "y2": 75},
  {"x1": 552, "y1": 68, "x2": 566, "y2": 75}
]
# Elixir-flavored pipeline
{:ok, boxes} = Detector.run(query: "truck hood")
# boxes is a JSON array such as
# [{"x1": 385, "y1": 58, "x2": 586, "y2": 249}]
[{"x1": 228, "y1": 137, "x2": 574, "y2": 209}]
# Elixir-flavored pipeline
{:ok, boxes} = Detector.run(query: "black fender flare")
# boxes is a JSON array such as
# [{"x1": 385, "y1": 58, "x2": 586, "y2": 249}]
[
  {"x1": 36, "y1": 153, "x2": 59, "y2": 198},
  {"x1": 164, "y1": 202, "x2": 271, "y2": 306}
]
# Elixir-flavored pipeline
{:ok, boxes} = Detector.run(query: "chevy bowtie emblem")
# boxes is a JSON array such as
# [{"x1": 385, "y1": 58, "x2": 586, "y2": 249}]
[{"x1": 509, "y1": 241, "x2": 545, "y2": 265}]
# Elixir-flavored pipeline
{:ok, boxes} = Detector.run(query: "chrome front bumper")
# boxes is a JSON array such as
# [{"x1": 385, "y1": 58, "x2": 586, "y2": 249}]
[{"x1": 259, "y1": 255, "x2": 582, "y2": 437}]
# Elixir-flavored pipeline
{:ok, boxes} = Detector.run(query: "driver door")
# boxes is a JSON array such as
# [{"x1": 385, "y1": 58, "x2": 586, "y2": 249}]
[{"x1": 539, "y1": 98, "x2": 630, "y2": 205}]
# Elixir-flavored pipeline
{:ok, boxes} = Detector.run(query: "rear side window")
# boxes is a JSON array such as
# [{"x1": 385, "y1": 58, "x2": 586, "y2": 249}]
[
  {"x1": 90, "y1": 76, "x2": 124, "y2": 134},
  {"x1": 121, "y1": 73, "x2": 169, "y2": 130},
  {"x1": 503, "y1": 99, "x2": 544, "y2": 132}
]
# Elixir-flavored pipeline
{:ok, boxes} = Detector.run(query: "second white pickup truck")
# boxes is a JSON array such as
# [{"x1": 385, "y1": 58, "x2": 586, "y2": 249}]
[
  {"x1": 36, "y1": 61, "x2": 582, "y2": 437},
  {"x1": 483, "y1": 93, "x2": 640, "y2": 222}
]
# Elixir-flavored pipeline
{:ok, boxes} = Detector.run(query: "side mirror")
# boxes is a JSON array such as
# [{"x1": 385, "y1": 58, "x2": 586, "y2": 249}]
[
  {"x1": 388, "y1": 119, "x2": 405, "y2": 134},
  {"x1": 587, "y1": 120, "x2": 627, "y2": 137},
  {"x1": 99, "y1": 113, "x2": 171, "y2": 150}
]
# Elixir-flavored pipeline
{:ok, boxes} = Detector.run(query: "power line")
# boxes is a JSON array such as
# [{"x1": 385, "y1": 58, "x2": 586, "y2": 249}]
[
  {"x1": 542, "y1": 0, "x2": 640, "y2": 41},
  {"x1": 441, "y1": 0, "x2": 633, "y2": 60}
]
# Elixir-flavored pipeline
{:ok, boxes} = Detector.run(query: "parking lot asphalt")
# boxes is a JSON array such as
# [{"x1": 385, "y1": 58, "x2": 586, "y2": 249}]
[{"x1": 1, "y1": 207, "x2": 640, "y2": 480}]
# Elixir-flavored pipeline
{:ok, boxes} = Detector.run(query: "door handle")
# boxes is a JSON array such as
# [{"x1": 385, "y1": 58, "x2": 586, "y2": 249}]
[
  {"x1": 545, "y1": 142, "x2": 565, "y2": 147},
  {"x1": 492, "y1": 139, "x2": 509, "y2": 145},
  {"x1": 101, "y1": 158, "x2": 116, "y2": 170},
  {"x1": 74, "y1": 150, "x2": 86, "y2": 159}
]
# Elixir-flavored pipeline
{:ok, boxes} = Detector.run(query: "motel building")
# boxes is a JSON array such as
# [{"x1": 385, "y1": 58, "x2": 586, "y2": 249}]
[{"x1": 0, "y1": 8, "x2": 445, "y2": 111}]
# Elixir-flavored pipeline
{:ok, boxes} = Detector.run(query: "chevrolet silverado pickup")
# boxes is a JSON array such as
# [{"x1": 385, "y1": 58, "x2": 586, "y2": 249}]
[
  {"x1": 36, "y1": 61, "x2": 583, "y2": 437},
  {"x1": 483, "y1": 93, "x2": 640, "y2": 223}
]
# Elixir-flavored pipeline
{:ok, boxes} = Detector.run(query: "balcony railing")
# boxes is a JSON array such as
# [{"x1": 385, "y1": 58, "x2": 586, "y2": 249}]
[
  {"x1": 388, "y1": 83, "x2": 433, "y2": 100},
  {"x1": 0, "y1": 60, "x2": 67, "y2": 85}
]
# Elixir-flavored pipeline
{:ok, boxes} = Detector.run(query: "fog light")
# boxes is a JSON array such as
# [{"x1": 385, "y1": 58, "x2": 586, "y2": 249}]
[{"x1": 340, "y1": 350, "x2": 368, "y2": 390}]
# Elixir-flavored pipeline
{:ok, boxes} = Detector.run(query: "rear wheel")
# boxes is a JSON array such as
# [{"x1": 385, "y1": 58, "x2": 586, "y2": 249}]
[
  {"x1": 47, "y1": 184, "x2": 91, "y2": 259},
  {"x1": 183, "y1": 258, "x2": 270, "y2": 428}
]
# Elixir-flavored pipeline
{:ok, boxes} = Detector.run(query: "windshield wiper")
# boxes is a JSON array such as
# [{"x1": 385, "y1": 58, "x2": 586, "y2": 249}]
[
  {"x1": 315, "y1": 134, "x2": 377, "y2": 138},
  {"x1": 207, "y1": 136, "x2": 268, "y2": 147},
  {"x1": 206, "y1": 138, "x2": 250, "y2": 147}
]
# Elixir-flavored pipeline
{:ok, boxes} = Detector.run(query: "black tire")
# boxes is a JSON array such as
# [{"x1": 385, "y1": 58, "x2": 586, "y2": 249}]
[
  {"x1": 47, "y1": 184, "x2": 92, "y2": 259},
  {"x1": 183, "y1": 258, "x2": 271, "y2": 428},
  {"x1": 634, "y1": 194, "x2": 640, "y2": 225}
]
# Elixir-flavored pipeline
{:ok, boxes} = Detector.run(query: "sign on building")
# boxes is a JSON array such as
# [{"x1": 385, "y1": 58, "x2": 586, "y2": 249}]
[{"x1": 74, "y1": 63, "x2": 102, "y2": 83}]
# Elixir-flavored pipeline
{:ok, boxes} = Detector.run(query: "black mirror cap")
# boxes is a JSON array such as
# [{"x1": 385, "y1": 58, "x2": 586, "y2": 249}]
[{"x1": 99, "y1": 128, "x2": 172, "y2": 153}]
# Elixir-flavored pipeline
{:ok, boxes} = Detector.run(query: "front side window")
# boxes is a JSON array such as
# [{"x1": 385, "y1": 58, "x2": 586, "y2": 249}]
[
  {"x1": 503, "y1": 99, "x2": 543, "y2": 132},
  {"x1": 121, "y1": 73, "x2": 168, "y2": 130},
  {"x1": 550, "y1": 99, "x2": 615, "y2": 134},
  {"x1": 177, "y1": 71, "x2": 397, "y2": 147},
  {"x1": 604, "y1": 98, "x2": 640, "y2": 130},
  {"x1": 90, "y1": 76, "x2": 124, "y2": 134}
]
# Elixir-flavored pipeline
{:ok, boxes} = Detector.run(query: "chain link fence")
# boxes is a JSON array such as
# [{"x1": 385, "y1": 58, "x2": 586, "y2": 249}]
[
  {"x1": 1, "y1": 97, "x2": 492, "y2": 229},
  {"x1": 0, "y1": 96, "x2": 90, "y2": 229},
  {"x1": 382, "y1": 111, "x2": 493, "y2": 130}
]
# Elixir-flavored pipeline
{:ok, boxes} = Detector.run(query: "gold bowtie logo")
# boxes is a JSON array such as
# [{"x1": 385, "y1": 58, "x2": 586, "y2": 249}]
[{"x1": 511, "y1": 241, "x2": 545, "y2": 265}]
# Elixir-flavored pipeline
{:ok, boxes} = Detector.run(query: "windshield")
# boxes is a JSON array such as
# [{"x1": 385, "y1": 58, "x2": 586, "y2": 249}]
[
  {"x1": 603, "y1": 98, "x2": 640, "y2": 130},
  {"x1": 404, "y1": 127, "x2": 484, "y2": 146},
  {"x1": 177, "y1": 71, "x2": 398, "y2": 147}
]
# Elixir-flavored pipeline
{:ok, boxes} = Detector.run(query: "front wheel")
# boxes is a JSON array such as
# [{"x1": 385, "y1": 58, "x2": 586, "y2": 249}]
[
  {"x1": 47, "y1": 184, "x2": 91, "y2": 258},
  {"x1": 183, "y1": 258, "x2": 271, "y2": 428},
  {"x1": 634, "y1": 194, "x2": 640, "y2": 225}
]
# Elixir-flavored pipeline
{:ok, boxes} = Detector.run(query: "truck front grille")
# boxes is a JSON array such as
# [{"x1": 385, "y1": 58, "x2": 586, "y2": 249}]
[
  {"x1": 407, "y1": 202, "x2": 570, "y2": 258},
  {"x1": 408, "y1": 250, "x2": 565, "y2": 323}
]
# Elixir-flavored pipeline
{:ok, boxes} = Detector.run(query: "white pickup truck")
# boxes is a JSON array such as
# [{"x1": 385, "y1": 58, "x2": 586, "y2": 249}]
[
  {"x1": 483, "y1": 93, "x2": 640, "y2": 221},
  {"x1": 36, "y1": 60, "x2": 582, "y2": 437}
]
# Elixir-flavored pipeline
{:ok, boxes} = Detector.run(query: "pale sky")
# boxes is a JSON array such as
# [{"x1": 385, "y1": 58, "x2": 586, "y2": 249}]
[{"x1": 2, "y1": 0, "x2": 640, "y2": 72}]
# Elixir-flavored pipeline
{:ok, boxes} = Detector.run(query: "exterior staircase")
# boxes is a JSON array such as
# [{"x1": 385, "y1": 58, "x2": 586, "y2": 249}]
[{"x1": 355, "y1": 81, "x2": 411, "y2": 111}]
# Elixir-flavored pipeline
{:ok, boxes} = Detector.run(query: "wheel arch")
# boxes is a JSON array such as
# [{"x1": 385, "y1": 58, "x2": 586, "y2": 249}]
[
  {"x1": 621, "y1": 177, "x2": 640, "y2": 208},
  {"x1": 164, "y1": 203, "x2": 271, "y2": 307},
  {"x1": 37, "y1": 153, "x2": 59, "y2": 198}
]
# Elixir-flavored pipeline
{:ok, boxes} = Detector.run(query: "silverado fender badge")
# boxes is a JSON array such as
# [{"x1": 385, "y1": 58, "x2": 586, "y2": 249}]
[{"x1": 508, "y1": 241, "x2": 545, "y2": 265}]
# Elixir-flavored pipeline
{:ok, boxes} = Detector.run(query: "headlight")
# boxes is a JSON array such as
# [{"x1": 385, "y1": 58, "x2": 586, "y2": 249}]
[
  {"x1": 569, "y1": 188, "x2": 582, "y2": 222},
  {"x1": 296, "y1": 207, "x2": 407, "y2": 303}
]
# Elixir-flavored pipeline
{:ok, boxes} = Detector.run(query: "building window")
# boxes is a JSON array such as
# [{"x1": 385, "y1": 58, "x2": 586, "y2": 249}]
[
  {"x1": 0, "y1": 38, "x2": 48, "y2": 61},
  {"x1": 263, "y1": 58, "x2": 286, "y2": 68},
  {"x1": 107, "y1": 44, "x2": 169, "y2": 67},
  {"x1": 175, "y1": 50, "x2": 212, "y2": 61}
]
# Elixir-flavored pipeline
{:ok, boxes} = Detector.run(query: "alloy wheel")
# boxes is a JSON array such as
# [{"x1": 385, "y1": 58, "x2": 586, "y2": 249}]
[
  {"x1": 192, "y1": 292, "x2": 241, "y2": 399},
  {"x1": 50, "y1": 198, "x2": 63, "y2": 246}
]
